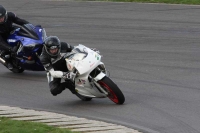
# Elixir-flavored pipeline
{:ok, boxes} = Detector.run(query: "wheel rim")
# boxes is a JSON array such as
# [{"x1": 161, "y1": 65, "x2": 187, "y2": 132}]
[{"x1": 98, "y1": 81, "x2": 119, "y2": 103}]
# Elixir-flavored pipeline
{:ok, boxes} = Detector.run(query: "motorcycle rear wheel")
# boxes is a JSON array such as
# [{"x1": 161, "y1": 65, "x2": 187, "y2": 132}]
[{"x1": 98, "y1": 77, "x2": 125, "y2": 104}]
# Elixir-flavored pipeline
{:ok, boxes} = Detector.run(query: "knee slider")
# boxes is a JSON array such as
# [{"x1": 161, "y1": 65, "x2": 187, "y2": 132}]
[{"x1": 49, "y1": 82, "x2": 65, "y2": 96}]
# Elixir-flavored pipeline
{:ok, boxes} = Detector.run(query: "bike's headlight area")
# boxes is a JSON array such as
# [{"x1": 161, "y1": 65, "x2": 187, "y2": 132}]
[
  {"x1": 23, "y1": 44, "x2": 40, "y2": 51},
  {"x1": 66, "y1": 59, "x2": 75, "y2": 71}
]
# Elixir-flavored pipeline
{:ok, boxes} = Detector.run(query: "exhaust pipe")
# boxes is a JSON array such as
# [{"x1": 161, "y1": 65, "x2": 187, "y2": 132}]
[{"x1": 0, "y1": 57, "x2": 6, "y2": 65}]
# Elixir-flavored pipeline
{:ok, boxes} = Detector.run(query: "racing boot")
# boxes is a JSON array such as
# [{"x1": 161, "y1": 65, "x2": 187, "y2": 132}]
[
  {"x1": 65, "y1": 80, "x2": 76, "y2": 94},
  {"x1": 4, "y1": 55, "x2": 13, "y2": 70},
  {"x1": 6, "y1": 62, "x2": 13, "y2": 70}
]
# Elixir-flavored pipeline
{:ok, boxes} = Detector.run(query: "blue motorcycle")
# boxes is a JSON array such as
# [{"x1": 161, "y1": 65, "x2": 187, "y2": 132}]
[{"x1": 0, "y1": 24, "x2": 46, "y2": 73}]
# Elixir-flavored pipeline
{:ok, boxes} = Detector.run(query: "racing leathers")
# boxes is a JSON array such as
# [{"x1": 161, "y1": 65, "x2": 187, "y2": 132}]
[
  {"x1": 0, "y1": 12, "x2": 29, "y2": 51},
  {"x1": 40, "y1": 42, "x2": 75, "y2": 96},
  {"x1": 0, "y1": 12, "x2": 29, "y2": 69}
]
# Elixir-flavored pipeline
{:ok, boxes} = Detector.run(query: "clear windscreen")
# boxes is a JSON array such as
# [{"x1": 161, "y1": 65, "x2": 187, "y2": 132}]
[
  {"x1": 72, "y1": 47, "x2": 88, "y2": 55},
  {"x1": 64, "y1": 45, "x2": 89, "y2": 60}
]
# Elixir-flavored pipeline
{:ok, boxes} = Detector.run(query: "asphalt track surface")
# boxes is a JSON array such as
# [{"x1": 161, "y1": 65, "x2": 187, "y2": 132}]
[{"x1": 1, "y1": 1, "x2": 200, "y2": 133}]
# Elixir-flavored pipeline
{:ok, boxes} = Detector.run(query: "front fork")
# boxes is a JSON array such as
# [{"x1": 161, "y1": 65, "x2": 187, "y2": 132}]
[
  {"x1": 93, "y1": 79, "x2": 108, "y2": 95},
  {"x1": 89, "y1": 65, "x2": 108, "y2": 95}
]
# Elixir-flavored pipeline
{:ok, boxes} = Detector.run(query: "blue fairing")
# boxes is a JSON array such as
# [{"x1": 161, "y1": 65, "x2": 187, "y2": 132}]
[{"x1": 7, "y1": 24, "x2": 46, "y2": 71}]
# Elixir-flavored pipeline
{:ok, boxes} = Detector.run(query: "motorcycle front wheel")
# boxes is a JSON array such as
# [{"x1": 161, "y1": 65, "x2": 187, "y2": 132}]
[
  {"x1": 9, "y1": 67, "x2": 24, "y2": 73},
  {"x1": 98, "y1": 77, "x2": 125, "y2": 105}
]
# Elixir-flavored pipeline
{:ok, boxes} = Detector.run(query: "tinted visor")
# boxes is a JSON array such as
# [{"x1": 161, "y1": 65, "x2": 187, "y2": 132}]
[
  {"x1": 45, "y1": 45, "x2": 60, "y2": 57},
  {"x1": 0, "y1": 15, "x2": 5, "y2": 23},
  {"x1": 0, "y1": 12, "x2": 6, "y2": 24},
  {"x1": 49, "y1": 45, "x2": 58, "y2": 50}
]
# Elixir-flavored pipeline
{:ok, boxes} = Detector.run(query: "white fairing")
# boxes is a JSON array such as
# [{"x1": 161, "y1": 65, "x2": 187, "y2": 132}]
[
  {"x1": 66, "y1": 44, "x2": 101, "y2": 75},
  {"x1": 65, "y1": 44, "x2": 107, "y2": 98}
]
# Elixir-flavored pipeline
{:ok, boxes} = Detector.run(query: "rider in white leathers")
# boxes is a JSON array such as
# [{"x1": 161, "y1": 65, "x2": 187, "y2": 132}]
[{"x1": 40, "y1": 36, "x2": 76, "y2": 96}]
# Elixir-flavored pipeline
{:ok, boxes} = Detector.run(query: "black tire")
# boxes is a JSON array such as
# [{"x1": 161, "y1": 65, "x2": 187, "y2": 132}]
[
  {"x1": 75, "y1": 93, "x2": 92, "y2": 101},
  {"x1": 98, "y1": 77, "x2": 125, "y2": 104},
  {"x1": 9, "y1": 67, "x2": 24, "y2": 73}
]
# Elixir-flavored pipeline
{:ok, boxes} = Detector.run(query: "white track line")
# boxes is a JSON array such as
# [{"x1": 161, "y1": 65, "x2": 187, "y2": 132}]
[{"x1": 0, "y1": 105, "x2": 142, "y2": 133}]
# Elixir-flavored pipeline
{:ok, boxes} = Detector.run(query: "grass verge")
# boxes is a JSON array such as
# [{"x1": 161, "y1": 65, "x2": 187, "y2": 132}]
[{"x1": 0, "y1": 117, "x2": 77, "y2": 133}]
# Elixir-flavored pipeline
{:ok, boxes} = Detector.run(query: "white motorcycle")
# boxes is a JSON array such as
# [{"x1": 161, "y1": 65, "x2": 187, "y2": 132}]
[{"x1": 64, "y1": 44, "x2": 125, "y2": 105}]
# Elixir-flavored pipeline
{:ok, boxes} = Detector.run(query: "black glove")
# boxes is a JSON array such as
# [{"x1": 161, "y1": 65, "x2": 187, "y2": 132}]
[{"x1": 8, "y1": 47, "x2": 17, "y2": 56}]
